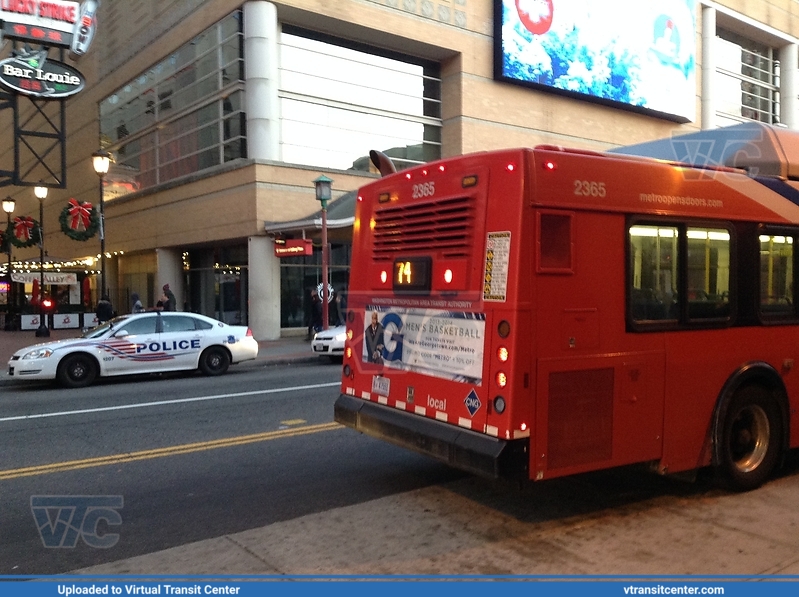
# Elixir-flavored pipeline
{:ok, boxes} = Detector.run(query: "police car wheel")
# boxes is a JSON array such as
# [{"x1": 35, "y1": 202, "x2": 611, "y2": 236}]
[
  {"x1": 199, "y1": 346, "x2": 230, "y2": 376},
  {"x1": 57, "y1": 354, "x2": 98, "y2": 388}
]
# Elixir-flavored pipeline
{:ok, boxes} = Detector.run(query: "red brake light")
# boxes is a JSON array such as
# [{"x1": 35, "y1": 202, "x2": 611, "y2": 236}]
[
  {"x1": 543, "y1": 160, "x2": 556, "y2": 171},
  {"x1": 496, "y1": 371, "x2": 507, "y2": 388}
]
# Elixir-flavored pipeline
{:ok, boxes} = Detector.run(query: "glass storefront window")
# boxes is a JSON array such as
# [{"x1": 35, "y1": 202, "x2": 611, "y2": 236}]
[
  {"x1": 280, "y1": 243, "x2": 351, "y2": 330},
  {"x1": 100, "y1": 11, "x2": 245, "y2": 198}
]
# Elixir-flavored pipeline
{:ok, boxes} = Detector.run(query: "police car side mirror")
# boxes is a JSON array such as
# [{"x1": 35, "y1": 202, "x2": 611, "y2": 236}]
[{"x1": 114, "y1": 330, "x2": 130, "y2": 338}]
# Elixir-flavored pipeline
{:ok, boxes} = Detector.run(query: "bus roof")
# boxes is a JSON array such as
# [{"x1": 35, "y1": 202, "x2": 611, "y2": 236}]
[{"x1": 610, "y1": 122, "x2": 799, "y2": 180}]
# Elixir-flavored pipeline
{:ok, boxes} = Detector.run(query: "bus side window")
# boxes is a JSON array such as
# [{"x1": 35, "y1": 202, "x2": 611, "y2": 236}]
[
  {"x1": 759, "y1": 233, "x2": 795, "y2": 318},
  {"x1": 686, "y1": 227, "x2": 731, "y2": 320},
  {"x1": 629, "y1": 225, "x2": 679, "y2": 322}
]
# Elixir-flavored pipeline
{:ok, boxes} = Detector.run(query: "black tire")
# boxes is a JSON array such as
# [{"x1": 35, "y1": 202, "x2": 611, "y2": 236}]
[
  {"x1": 717, "y1": 385, "x2": 782, "y2": 491},
  {"x1": 56, "y1": 353, "x2": 98, "y2": 388},
  {"x1": 199, "y1": 346, "x2": 230, "y2": 376}
]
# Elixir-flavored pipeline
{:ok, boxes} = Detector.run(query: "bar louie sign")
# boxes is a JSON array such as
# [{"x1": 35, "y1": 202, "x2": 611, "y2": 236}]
[
  {"x1": 0, "y1": 50, "x2": 84, "y2": 97},
  {"x1": 0, "y1": 0, "x2": 97, "y2": 98}
]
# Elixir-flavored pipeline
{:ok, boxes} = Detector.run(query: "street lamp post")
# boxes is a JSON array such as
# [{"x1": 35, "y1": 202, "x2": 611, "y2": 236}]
[
  {"x1": 2, "y1": 197, "x2": 14, "y2": 331},
  {"x1": 314, "y1": 175, "x2": 333, "y2": 331},
  {"x1": 92, "y1": 149, "x2": 111, "y2": 299},
  {"x1": 34, "y1": 185, "x2": 49, "y2": 337}
]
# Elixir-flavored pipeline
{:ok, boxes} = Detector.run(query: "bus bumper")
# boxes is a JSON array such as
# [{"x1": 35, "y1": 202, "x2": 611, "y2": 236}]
[{"x1": 334, "y1": 394, "x2": 529, "y2": 480}]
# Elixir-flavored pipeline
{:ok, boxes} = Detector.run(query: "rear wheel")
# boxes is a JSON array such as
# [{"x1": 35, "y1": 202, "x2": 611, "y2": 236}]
[
  {"x1": 199, "y1": 347, "x2": 230, "y2": 376},
  {"x1": 56, "y1": 354, "x2": 98, "y2": 388},
  {"x1": 717, "y1": 385, "x2": 782, "y2": 491}
]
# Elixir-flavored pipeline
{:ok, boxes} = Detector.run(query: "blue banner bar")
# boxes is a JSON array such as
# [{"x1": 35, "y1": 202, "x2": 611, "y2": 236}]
[{"x1": 1, "y1": 579, "x2": 798, "y2": 597}]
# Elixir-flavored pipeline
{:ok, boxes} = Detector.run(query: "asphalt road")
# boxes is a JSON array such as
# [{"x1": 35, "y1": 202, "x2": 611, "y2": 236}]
[
  {"x1": 0, "y1": 362, "x2": 461, "y2": 575},
  {"x1": 6, "y1": 361, "x2": 799, "y2": 577}
]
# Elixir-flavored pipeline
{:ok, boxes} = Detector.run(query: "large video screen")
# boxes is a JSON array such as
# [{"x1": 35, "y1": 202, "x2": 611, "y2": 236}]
[{"x1": 494, "y1": 0, "x2": 696, "y2": 122}]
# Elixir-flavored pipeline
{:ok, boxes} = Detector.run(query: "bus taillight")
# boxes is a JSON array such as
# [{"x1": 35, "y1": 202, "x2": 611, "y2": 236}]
[
  {"x1": 380, "y1": 270, "x2": 388, "y2": 284},
  {"x1": 493, "y1": 396, "x2": 506, "y2": 414},
  {"x1": 498, "y1": 320, "x2": 511, "y2": 338},
  {"x1": 496, "y1": 371, "x2": 507, "y2": 388},
  {"x1": 543, "y1": 160, "x2": 557, "y2": 171},
  {"x1": 444, "y1": 269, "x2": 453, "y2": 284},
  {"x1": 497, "y1": 346, "x2": 509, "y2": 362}
]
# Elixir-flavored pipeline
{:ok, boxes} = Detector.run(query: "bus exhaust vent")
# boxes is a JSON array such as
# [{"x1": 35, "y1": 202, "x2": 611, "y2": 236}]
[{"x1": 372, "y1": 196, "x2": 474, "y2": 258}]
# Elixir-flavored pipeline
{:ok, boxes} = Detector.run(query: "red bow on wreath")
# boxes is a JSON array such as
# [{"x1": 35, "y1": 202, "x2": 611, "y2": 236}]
[
  {"x1": 67, "y1": 198, "x2": 93, "y2": 231},
  {"x1": 13, "y1": 216, "x2": 35, "y2": 242}
]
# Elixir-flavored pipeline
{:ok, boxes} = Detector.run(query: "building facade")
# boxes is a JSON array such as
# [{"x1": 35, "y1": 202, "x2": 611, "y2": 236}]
[{"x1": 1, "y1": 0, "x2": 797, "y2": 339}]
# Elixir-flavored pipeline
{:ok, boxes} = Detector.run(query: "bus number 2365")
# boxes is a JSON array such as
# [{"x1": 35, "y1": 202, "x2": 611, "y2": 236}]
[
  {"x1": 412, "y1": 182, "x2": 435, "y2": 198},
  {"x1": 574, "y1": 180, "x2": 606, "y2": 197}
]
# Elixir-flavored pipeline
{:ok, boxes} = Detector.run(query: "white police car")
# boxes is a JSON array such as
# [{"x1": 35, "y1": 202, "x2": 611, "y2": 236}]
[
  {"x1": 8, "y1": 311, "x2": 259, "y2": 388},
  {"x1": 311, "y1": 325, "x2": 346, "y2": 361}
]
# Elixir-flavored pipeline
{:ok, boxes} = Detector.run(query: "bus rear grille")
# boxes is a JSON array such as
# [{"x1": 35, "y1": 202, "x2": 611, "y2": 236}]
[{"x1": 372, "y1": 196, "x2": 474, "y2": 258}]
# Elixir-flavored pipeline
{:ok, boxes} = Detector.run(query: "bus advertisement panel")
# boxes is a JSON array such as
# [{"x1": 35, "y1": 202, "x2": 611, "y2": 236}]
[{"x1": 362, "y1": 306, "x2": 486, "y2": 384}]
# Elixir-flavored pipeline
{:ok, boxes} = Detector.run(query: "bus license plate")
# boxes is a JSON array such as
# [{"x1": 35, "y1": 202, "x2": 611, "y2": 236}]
[{"x1": 372, "y1": 375, "x2": 390, "y2": 397}]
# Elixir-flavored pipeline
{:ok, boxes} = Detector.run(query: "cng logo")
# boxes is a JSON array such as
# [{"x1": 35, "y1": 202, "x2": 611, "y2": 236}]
[
  {"x1": 30, "y1": 495, "x2": 123, "y2": 548},
  {"x1": 464, "y1": 390, "x2": 481, "y2": 417}
]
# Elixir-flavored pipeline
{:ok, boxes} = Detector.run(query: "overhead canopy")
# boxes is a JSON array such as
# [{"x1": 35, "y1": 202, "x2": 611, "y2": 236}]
[
  {"x1": 611, "y1": 122, "x2": 799, "y2": 180},
  {"x1": 264, "y1": 190, "x2": 356, "y2": 236}
]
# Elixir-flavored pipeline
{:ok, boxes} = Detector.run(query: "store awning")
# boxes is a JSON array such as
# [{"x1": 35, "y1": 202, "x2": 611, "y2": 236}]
[{"x1": 264, "y1": 190, "x2": 356, "y2": 235}]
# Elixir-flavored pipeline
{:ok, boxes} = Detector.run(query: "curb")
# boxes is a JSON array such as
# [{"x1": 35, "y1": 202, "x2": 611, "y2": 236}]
[{"x1": 0, "y1": 353, "x2": 326, "y2": 387}]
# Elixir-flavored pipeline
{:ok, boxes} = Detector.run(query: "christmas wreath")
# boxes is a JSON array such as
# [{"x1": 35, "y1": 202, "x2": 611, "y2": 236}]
[
  {"x1": 9, "y1": 215, "x2": 40, "y2": 248},
  {"x1": 59, "y1": 198, "x2": 99, "y2": 241}
]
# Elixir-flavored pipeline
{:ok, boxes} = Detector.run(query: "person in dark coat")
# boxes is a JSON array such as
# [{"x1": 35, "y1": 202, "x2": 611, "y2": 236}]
[
  {"x1": 96, "y1": 294, "x2": 113, "y2": 324},
  {"x1": 162, "y1": 284, "x2": 177, "y2": 311}
]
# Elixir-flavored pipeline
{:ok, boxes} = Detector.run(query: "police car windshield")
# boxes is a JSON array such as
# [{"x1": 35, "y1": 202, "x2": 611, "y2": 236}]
[{"x1": 82, "y1": 315, "x2": 131, "y2": 338}]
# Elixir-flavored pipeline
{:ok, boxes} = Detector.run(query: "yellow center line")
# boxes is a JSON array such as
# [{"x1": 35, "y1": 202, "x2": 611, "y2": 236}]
[{"x1": 0, "y1": 422, "x2": 342, "y2": 480}]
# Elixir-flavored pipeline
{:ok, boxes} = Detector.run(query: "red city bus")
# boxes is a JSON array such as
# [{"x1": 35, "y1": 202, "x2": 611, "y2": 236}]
[{"x1": 334, "y1": 122, "x2": 799, "y2": 491}]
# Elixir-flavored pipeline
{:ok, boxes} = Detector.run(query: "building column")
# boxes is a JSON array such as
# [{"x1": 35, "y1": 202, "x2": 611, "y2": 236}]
[
  {"x1": 701, "y1": 5, "x2": 716, "y2": 130},
  {"x1": 248, "y1": 236, "x2": 280, "y2": 340},
  {"x1": 244, "y1": 1, "x2": 279, "y2": 161},
  {"x1": 157, "y1": 248, "x2": 184, "y2": 311},
  {"x1": 108, "y1": 255, "x2": 120, "y2": 311},
  {"x1": 779, "y1": 44, "x2": 798, "y2": 129}
]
